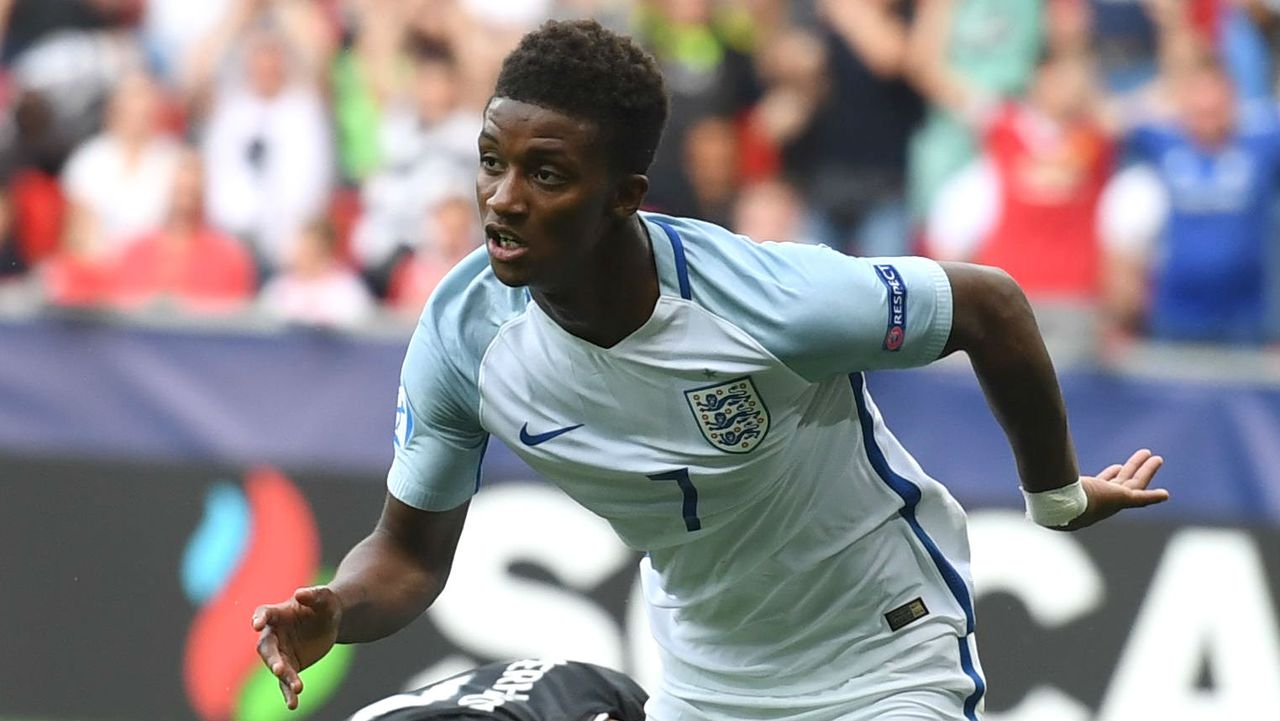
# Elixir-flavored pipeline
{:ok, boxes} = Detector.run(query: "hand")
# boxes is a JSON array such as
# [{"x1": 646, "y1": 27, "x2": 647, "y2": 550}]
[
  {"x1": 252, "y1": 586, "x2": 343, "y2": 710},
  {"x1": 1061, "y1": 449, "x2": 1169, "y2": 530}
]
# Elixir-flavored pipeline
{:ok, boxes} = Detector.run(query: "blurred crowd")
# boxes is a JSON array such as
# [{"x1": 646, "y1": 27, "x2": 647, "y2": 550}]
[{"x1": 1, "y1": 0, "x2": 1279, "y2": 345}]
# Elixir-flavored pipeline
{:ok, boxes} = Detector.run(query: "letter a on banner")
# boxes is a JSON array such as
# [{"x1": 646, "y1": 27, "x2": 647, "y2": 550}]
[{"x1": 1097, "y1": 529, "x2": 1280, "y2": 721}]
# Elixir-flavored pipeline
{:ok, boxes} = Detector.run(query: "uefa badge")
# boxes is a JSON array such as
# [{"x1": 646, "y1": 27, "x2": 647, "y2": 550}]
[
  {"x1": 394, "y1": 385, "x2": 414, "y2": 449},
  {"x1": 684, "y1": 376, "x2": 770, "y2": 454}
]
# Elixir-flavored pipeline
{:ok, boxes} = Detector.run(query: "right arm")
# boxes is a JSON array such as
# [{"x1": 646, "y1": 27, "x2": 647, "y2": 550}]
[
  {"x1": 252, "y1": 495, "x2": 469, "y2": 710},
  {"x1": 255, "y1": 300, "x2": 488, "y2": 710},
  {"x1": 331, "y1": 495, "x2": 469, "y2": 644}
]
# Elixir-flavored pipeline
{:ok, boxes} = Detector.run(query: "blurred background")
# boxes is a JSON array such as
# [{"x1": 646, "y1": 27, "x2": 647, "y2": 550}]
[{"x1": 2, "y1": 1, "x2": 1280, "y2": 720}]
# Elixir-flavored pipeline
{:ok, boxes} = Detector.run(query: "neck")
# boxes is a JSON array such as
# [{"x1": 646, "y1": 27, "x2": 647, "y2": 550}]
[
  {"x1": 533, "y1": 215, "x2": 659, "y2": 348},
  {"x1": 118, "y1": 134, "x2": 147, "y2": 161},
  {"x1": 1193, "y1": 129, "x2": 1232, "y2": 151},
  {"x1": 168, "y1": 216, "x2": 198, "y2": 236},
  {"x1": 161, "y1": 218, "x2": 198, "y2": 248}
]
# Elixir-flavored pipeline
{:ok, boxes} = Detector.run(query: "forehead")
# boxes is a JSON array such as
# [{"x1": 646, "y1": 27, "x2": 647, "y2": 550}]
[{"x1": 481, "y1": 97, "x2": 601, "y2": 150}]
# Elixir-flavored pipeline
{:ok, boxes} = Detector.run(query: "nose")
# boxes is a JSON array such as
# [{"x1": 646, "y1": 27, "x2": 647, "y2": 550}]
[{"x1": 484, "y1": 168, "x2": 526, "y2": 219}]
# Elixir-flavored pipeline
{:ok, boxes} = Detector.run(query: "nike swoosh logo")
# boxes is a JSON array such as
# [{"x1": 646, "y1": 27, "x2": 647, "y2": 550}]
[{"x1": 519, "y1": 422, "x2": 583, "y2": 446}]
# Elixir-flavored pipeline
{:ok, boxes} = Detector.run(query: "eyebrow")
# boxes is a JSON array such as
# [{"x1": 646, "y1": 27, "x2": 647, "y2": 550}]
[
  {"x1": 478, "y1": 133, "x2": 573, "y2": 158},
  {"x1": 524, "y1": 142, "x2": 571, "y2": 157}
]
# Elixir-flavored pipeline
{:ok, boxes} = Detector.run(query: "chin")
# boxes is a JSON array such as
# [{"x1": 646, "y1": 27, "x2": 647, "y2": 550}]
[{"x1": 487, "y1": 257, "x2": 532, "y2": 288}]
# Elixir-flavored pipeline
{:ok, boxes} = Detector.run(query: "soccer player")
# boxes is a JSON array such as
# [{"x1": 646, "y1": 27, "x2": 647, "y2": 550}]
[
  {"x1": 344, "y1": 659, "x2": 646, "y2": 721},
  {"x1": 253, "y1": 20, "x2": 1169, "y2": 721}
]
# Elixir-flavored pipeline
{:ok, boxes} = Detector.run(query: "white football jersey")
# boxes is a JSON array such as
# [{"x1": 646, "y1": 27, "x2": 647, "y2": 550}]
[{"x1": 389, "y1": 213, "x2": 985, "y2": 720}]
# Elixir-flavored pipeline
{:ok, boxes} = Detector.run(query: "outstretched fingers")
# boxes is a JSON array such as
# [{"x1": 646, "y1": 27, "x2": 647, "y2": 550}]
[
  {"x1": 1117, "y1": 449, "x2": 1153, "y2": 481},
  {"x1": 257, "y1": 626, "x2": 304, "y2": 708},
  {"x1": 277, "y1": 675, "x2": 299, "y2": 710},
  {"x1": 1095, "y1": 464, "x2": 1123, "y2": 481},
  {"x1": 1123, "y1": 454, "x2": 1165, "y2": 490},
  {"x1": 1123, "y1": 487, "x2": 1171, "y2": 508}
]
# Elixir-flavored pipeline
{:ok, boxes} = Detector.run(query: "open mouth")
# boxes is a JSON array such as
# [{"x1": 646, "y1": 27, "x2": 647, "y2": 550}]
[
  {"x1": 492, "y1": 231, "x2": 522, "y2": 250},
  {"x1": 486, "y1": 225, "x2": 528, "y2": 260}
]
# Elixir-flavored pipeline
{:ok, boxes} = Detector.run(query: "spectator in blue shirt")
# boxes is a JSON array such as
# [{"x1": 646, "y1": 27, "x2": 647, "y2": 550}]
[{"x1": 1118, "y1": 56, "x2": 1280, "y2": 343}]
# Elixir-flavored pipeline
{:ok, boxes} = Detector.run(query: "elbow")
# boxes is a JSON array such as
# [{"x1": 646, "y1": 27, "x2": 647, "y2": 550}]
[
  {"x1": 864, "y1": 47, "x2": 910, "y2": 80},
  {"x1": 901, "y1": 50, "x2": 929, "y2": 88},
  {"x1": 984, "y1": 265, "x2": 1033, "y2": 322},
  {"x1": 944, "y1": 263, "x2": 1036, "y2": 354}
]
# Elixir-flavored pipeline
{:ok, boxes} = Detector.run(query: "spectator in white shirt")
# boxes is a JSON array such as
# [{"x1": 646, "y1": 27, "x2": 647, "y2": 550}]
[
  {"x1": 202, "y1": 27, "x2": 333, "y2": 273},
  {"x1": 351, "y1": 37, "x2": 480, "y2": 288},
  {"x1": 60, "y1": 70, "x2": 182, "y2": 261},
  {"x1": 259, "y1": 219, "x2": 375, "y2": 330}
]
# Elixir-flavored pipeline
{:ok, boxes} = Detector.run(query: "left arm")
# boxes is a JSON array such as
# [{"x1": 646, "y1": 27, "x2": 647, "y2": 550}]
[{"x1": 939, "y1": 262, "x2": 1169, "y2": 529}]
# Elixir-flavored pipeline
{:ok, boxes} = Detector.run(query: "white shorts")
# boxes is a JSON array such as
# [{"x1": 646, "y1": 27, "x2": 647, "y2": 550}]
[{"x1": 646, "y1": 629, "x2": 985, "y2": 721}]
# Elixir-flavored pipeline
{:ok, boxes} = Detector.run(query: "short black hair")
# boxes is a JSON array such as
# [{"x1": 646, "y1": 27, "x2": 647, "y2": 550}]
[{"x1": 493, "y1": 19, "x2": 669, "y2": 175}]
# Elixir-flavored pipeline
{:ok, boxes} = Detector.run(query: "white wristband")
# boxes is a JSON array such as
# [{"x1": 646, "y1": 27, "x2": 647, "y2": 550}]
[{"x1": 1022, "y1": 480, "x2": 1088, "y2": 528}]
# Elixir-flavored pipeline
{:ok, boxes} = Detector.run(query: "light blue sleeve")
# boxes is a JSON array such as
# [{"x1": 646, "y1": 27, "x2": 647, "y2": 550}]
[
  {"x1": 657, "y1": 216, "x2": 954, "y2": 381},
  {"x1": 386, "y1": 250, "x2": 515, "y2": 511}
]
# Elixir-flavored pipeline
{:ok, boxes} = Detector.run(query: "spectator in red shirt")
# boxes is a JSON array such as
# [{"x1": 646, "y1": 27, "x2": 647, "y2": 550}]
[
  {"x1": 387, "y1": 193, "x2": 482, "y2": 317},
  {"x1": 108, "y1": 148, "x2": 255, "y2": 313},
  {"x1": 975, "y1": 52, "x2": 1113, "y2": 299},
  {"x1": 922, "y1": 47, "x2": 1114, "y2": 301}
]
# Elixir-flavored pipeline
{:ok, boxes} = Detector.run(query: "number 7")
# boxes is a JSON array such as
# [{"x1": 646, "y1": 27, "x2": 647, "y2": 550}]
[{"x1": 647, "y1": 468, "x2": 701, "y2": 532}]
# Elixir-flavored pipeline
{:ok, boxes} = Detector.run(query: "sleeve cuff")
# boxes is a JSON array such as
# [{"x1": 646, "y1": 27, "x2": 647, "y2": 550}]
[{"x1": 921, "y1": 259, "x2": 955, "y2": 363}]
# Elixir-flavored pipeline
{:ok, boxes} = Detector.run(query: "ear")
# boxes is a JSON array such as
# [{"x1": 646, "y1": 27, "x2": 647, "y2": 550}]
[{"x1": 609, "y1": 173, "x2": 649, "y2": 220}]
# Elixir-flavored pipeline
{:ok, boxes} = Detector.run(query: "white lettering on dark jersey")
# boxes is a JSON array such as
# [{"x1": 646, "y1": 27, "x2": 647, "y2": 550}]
[{"x1": 457, "y1": 659, "x2": 564, "y2": 712}]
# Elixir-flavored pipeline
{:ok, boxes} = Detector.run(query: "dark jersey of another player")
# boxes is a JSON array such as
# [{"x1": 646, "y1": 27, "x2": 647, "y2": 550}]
[{"x1": 346, "y1": 660, "x2": 648, "y2": 721}]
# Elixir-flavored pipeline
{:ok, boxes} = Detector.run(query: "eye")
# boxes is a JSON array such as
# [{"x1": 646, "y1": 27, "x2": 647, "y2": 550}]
[
  {"x1": 533, "y1": 167, "x2": 566, "y2": 186},
  {"x1": 479, "y1": 154, "x2": 502, "y2": 173}
]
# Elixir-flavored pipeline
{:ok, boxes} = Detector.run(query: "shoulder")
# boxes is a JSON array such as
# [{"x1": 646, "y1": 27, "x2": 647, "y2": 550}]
[
  {"x1": 412, "y1": 246, "x2": 528, "y2": 372},
  {"x1": 61, "y1": 135, "x2": 117, "y2": 195},
  {"x1": 985, "y1": 102, "x2": 1022, "y2": 135},
  {"x1": 63, "y1": 135, "x2": 113, "y2": 173},
  {"x1": 118, "y1": 231, "x2": 160, "y2": 260},
  {"x1": 648, "y1": 212, "x2": 888, "y2": 301},
  {"x1": 201, "y1": 231, "x2": 255, "y2": 274},
  {"x1": 643, "y1": 213, "x2": 954, "y2": 376},
  {"x1": 1238, "y1": 102, "x2": 1280, "y2": 151},
  {"x1": 1239, "y1": 99, "x2": 1280, "y2": 132},
  {"x1": 642, "y1": 211, "x2": 834, "y2": 284},
  {"x1": 200, "y1": 226, "x2": 249, "y2": 252}
]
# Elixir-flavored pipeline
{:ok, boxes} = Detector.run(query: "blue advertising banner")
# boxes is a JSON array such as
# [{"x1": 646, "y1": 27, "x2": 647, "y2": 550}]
[{"x1": 3, "y1": 317, "x2": 1279, "y2": 523}]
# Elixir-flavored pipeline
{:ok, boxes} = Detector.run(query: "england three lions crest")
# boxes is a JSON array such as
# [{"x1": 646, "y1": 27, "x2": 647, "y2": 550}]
[{"x1": 685, "y1": 376, "x2": 770, "y2": 454}]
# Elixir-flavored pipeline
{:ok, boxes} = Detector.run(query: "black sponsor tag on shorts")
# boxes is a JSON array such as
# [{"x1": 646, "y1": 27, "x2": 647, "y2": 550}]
[{"x1": 884, "y1": 597, "x2": 929, "y2": 632}]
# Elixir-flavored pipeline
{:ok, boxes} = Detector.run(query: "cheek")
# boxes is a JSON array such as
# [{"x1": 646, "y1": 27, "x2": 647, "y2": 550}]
[
  {"x1": 475, "y1": 176, "x2": 493, "y2": 208},
  {"x1": 539, "y1": 192, "x2": 610, "y2": 238}
]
